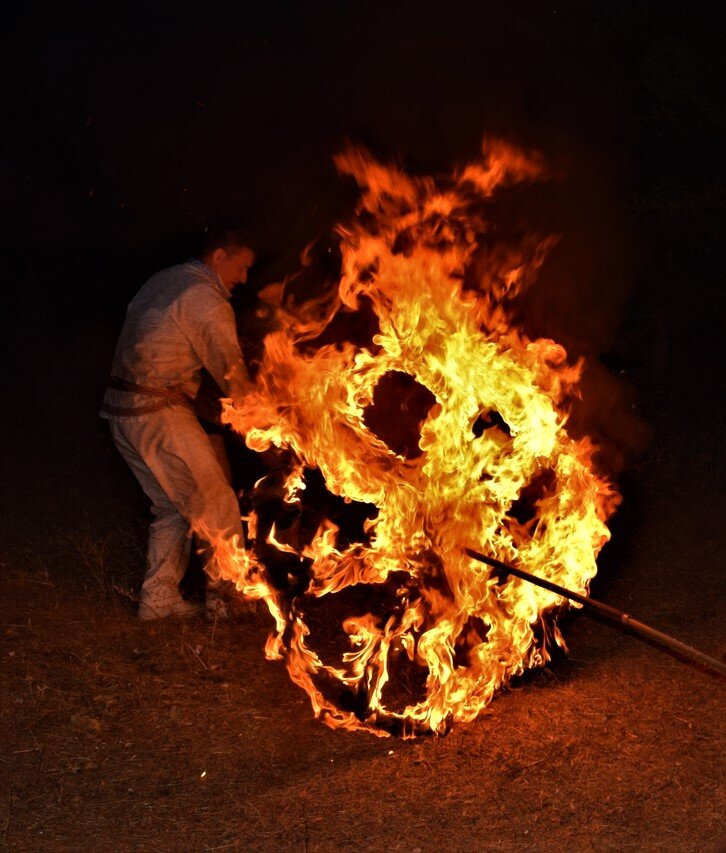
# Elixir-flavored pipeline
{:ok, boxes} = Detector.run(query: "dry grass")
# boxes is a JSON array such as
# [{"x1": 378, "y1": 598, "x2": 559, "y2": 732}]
[
  {"x1": 0, "y1": 418, "x2": 724, "y2": 851},
  {"x1": 1, "y1": 569, "x2": 723, "y2": 852}
]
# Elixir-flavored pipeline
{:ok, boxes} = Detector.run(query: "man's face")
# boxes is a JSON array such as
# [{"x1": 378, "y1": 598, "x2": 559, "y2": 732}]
[{"x1": 214, "y1": 246, "x2": 255, "y2": 290}]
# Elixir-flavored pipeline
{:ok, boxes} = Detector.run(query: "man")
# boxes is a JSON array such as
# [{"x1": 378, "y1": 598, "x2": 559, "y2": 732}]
[{"x1": 101, "y1": 223, "x2": 255, "y2": 620}]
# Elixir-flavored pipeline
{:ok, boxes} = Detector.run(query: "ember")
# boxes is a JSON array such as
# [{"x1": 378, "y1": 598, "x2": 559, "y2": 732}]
[{"x1": 203, "y1": 137, "x2": 621, "y2": 735}]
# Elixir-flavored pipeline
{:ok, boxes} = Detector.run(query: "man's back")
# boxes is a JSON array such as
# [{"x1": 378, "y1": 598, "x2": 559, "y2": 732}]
[{"x1": 101, "y1": 260, "x2": 245, "y2": 418}]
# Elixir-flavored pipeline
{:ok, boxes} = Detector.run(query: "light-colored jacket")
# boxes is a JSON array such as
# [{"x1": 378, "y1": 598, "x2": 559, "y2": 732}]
[{"x1": 101, "y1": 260, "x2": 250, "y2": 419}]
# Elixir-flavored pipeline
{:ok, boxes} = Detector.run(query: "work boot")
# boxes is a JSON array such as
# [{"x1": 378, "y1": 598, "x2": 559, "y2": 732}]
[{"x1": 138, "y1": 583, "x2": 199, "y2": 621}]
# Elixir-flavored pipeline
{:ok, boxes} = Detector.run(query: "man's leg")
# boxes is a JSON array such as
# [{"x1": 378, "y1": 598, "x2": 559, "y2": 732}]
[
  {"x1": 110, "y1": 408, "x2": 244, "y2": 618},
  {"x1": 202, "y1": 432, "x2": 236, "y2": 616},
  {"x1": 109, "y1": 419, "x2": 196, "y2": 620}
]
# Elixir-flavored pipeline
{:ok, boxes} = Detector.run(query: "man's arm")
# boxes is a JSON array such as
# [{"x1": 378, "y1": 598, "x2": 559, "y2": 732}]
[{"x1": 178, "y1": 292, "x2": 253, "y2": 402}]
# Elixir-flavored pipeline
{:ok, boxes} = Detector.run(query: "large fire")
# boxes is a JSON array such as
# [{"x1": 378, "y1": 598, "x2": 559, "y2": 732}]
[{"x1": 203, "y1": 137, "x2": 620, "y2": 736}]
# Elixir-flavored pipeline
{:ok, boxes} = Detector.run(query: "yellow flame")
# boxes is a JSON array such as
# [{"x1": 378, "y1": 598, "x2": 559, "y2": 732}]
[{"x1": 208, "y1": 137, "x2": 619, "y2": 735}]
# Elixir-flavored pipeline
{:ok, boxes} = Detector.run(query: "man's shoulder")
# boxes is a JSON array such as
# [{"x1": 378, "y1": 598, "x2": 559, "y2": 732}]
[
  {"x1": 162, "y1": 266, "x2": 235, "y2": 325},
  {"x1": 146, "y1": 261, "x2": 209, "y2": 290},
  {"x1": 137, "y1": 262, "x2": 222, "y2": 306}
]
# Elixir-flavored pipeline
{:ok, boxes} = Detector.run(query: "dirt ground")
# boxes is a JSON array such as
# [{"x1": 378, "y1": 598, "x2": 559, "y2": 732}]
[{"x1": 1, "y1": 412, "x2": 724, "y2": 852}]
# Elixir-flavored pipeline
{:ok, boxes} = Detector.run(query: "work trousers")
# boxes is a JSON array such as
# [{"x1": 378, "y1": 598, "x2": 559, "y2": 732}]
[{"x1": 109, "y1": 406, "x2": 242, "y2": 610}]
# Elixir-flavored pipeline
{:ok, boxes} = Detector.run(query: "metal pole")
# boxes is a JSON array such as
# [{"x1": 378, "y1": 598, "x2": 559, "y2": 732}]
[{"x1": 464, "y1": 547, "x2": 726, "y2": 677}]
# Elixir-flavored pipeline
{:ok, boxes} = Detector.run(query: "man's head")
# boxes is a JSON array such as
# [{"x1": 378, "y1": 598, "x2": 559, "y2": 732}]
[{"x1": 199, "y1": 221, "x2": 255, "y2": 291}]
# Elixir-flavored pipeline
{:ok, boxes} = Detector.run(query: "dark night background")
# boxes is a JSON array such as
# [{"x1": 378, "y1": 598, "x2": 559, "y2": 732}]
[
  {"x1": 1, "y1": 3, "x2": 725, "y2": 848},
  {"x1": 2, "y1": 0, "x2": 725, "y2": 441},
  {"x1": 0, "y1": 0, "x2": 724, "y2": 608}
]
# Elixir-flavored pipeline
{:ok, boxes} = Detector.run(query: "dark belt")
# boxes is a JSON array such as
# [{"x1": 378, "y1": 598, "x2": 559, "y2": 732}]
[{"x1": 101, "y1": 375, "x2": 191, "y2": 417}]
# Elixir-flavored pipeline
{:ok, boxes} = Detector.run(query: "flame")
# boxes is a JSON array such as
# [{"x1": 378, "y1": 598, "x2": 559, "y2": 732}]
[{"x1": 204, "y1": 137, "x2": 620, "y2": 736}]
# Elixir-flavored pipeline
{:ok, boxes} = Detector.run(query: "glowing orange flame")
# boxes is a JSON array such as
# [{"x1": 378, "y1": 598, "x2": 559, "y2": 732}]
[{"x1": 204, "y1": 137, "x2": 620, "y2": 736}]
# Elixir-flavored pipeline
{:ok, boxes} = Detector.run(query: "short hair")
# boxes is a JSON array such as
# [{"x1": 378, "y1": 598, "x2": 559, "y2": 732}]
[{"x1": 201, "y1": 218, "x2": 254, "y2": 256}]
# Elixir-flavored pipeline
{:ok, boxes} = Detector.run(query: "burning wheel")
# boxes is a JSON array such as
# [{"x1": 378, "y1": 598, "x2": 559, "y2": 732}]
[{"x1": 213, "y1": 138, "x2": 620, "y2": 735}]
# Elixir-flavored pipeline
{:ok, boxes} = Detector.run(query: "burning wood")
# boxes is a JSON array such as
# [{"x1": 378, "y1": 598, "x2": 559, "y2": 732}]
[{"x1": 201, "y1": 137, "x2": 625, "y2": 735}]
